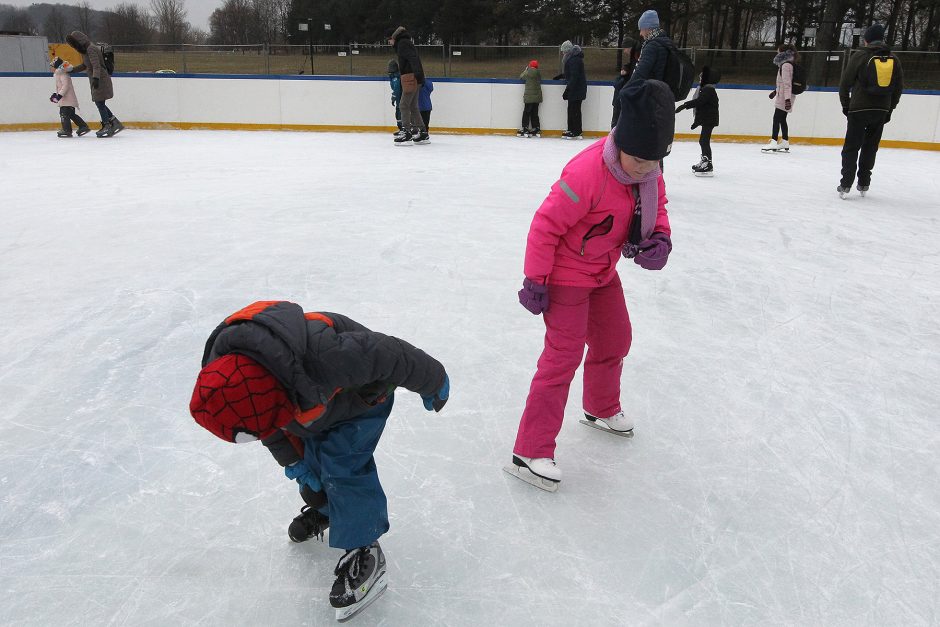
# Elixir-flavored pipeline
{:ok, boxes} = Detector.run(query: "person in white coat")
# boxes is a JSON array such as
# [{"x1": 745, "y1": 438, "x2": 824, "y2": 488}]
[
  {"x1": 49, "y1": 57, "x2": 90, "y2": 138},
  {"x1": 761, "y1": 44, "x2": 798, "y2": 153}
]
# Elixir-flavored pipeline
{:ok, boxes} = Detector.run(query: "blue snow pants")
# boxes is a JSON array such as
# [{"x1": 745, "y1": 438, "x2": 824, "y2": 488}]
[{"x1": 299, "y1": 395, "x2": 392, "y2": 550}]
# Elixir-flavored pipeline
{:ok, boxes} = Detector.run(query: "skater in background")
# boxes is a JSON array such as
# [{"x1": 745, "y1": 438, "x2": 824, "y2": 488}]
[
  {"x1": 509, "y1": 80, "x2": 675, "y2": 492},
  {"x1": 611, "y1": 39, "x2": 640, "y2": 127},
  {"x1": 388, "y1": 26, "x2": 429, "y2": 145},
  {"x1": 387, "y1": 59, "x2": 403, "y2": 134},
  {"x1": 629, "y1": 10, "x2": 675, "y2": 85},
  {"x1": 761, "y1": 43, "x2": 798, "y2": 153},
  {"x1": 518, "y1": 59, "x2": 542, "y2": 137},
  {"x1": 49, "y1": 56, "x2": 89, "y2": 138},
  {"x1": 189, "y1": 301, "x2": 449, "y2": 621},
  {"x1": 419, "y1": 76, "x2": 433, "y2": 134},
  {"x1": 65, "y1": 30, "x2": 123, "y2": 138},
  {"x1": 837, "y1": 23, "x2": 904, "y2": 199},
  {"x1": 554, "y1": 41, "x2": 587, "y2": 139},
  {"x1": 675, "y1": 65, "x2": 721, "y2": 176}
]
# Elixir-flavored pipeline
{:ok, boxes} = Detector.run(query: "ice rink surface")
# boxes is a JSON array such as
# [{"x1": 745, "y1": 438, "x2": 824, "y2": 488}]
[{"x1": 1, "y1": 130, "x2": 939, "y2": 626}]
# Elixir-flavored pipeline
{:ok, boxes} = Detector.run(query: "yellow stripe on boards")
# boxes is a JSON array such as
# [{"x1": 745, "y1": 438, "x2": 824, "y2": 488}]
[{"x1": 1, "y1": 122, "x2": 938, "y2": 151}]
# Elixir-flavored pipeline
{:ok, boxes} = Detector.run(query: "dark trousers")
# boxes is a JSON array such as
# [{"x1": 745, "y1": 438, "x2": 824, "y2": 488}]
[
  {"x1": 699, "y1": 125, "x2": 715, "y2": 160},
  {"x1": 522, "y1": 103, "x2": 540, "y2": 130},
  {"x1": 94, "y1": 100, "x2": 113, "y2": 125},
  {"x1": 59, "y1": 106, "x2": 87, "y2": 133},
  {"x1": 394, "y1": 104, "x2": 402, "y2": 130},
  {"x1": 841, "y1": 110, "x2": 888, "y2": 188},
  {"x1": 567, "y1": 99, "x2": 583, "y2": 135},
  {"x1": 296, "y1": 396, "x2": 393, "y2": 550},
  {"x1": 420, "y1": 109, "x2": 431, "y2": 133},
  {"x1": 772, "y1": 109, "x2": 789, "y2": 140}
]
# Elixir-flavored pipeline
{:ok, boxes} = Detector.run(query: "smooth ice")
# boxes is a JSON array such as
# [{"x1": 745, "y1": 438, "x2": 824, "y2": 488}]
[{"x1": 1, "y1": 130, "x2": 938, "y2": 626}]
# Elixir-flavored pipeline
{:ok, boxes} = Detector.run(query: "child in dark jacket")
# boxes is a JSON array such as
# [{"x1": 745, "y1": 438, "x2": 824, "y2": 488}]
[
  {"x1": 387, "y1": 59, "x2": 403, "y2": 134},
  {"x1": 675, "y1": 66, "x2": 721, "y2": 176},
  {"x1": 189, "y1": 301, "x2": 449, "y2": 622}
]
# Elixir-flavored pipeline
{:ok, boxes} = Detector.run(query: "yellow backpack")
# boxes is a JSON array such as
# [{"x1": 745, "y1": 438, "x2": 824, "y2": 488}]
[{"x1": 862, "y1": 51, "x2": 898, "y2": 95}]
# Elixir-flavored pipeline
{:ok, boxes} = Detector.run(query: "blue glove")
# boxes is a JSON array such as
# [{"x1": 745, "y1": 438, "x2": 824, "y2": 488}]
[
  {"x1": 422, "y1": 374, "x2": 449, "y2": 412},
  {"x1": 284, "y1": 461, "x2": 322, "y2": 492}
]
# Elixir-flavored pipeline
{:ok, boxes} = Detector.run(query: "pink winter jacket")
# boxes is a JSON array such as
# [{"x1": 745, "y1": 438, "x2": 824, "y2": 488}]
[
  {"x1": 523, "y1": 137, "x2": 670, "y2": 287},
  {"x1": 53, "y1": 68, "x2": 79, "y2": 108},
  {"x1": 775, "y1": 62, "x2": 794, "y2": 111}
]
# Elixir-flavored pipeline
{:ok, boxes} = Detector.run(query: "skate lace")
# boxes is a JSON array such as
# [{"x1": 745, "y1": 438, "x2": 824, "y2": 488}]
[
  {"x1": 334, "y1": 547, "x2": 368, "y2": 580},
  {"x1": 298, "y1": 506, "x2": 326, "y2": 541}
]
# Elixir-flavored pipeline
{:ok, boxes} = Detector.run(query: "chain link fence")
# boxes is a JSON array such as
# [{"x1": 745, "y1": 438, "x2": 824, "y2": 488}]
[{"x1": 109, "y1": 43, "x2": 940, "y2": 89}]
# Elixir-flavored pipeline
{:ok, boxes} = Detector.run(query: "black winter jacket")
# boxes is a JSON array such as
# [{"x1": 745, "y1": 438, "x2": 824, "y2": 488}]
[
  {"x1": 679, "y1": 68, "x2": 721, "y2": 128},
  {"x1": 201, "y1": 301, "x2": 446, "y2": 465},
  {"x1": 558, "y1": 48, "x2": 587, "y2": 101},
  {"x1": 630, "y1": 33, "x2": 675, "y2": 84},
  {"x1": 393, "y1": 32, "x2": 425, "y2": 84}
]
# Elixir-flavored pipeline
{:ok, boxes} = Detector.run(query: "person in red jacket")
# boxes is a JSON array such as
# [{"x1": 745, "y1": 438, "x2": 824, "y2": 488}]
[{"x1": 189, "y1": 301, "x2": 449, "y2": 621}]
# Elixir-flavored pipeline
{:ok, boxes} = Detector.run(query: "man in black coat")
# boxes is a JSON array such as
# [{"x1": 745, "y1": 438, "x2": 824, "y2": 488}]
[
  {"x1": 388, "y1": 26, "x2": 428, "y2": 145},
  {"x1": 189, "y1": 300, "x2": 449, "y2": 620}
]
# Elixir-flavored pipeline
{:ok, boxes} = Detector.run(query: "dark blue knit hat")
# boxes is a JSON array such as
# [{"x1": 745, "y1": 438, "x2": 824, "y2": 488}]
[
  {"x1": 864, "y1": 24, "x2": 885, "y2": 43},
  {"x1": 614, "y1": 79, "x2": 675, "y2": 160}
]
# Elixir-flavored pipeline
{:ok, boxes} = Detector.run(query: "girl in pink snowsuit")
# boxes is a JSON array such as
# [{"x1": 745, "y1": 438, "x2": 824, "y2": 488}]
[{"x1": 509, "y1": 79, "x2": 676, "y2": 491}]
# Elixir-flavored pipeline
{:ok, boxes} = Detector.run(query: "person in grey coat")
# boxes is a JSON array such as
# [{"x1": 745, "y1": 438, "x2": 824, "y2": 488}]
[
  {"x1": 553, "y1": 43, "x2": 587, "y2": 138},
  {"x1": 66, "y1": 30, "x2": 123, "y2": 137}
]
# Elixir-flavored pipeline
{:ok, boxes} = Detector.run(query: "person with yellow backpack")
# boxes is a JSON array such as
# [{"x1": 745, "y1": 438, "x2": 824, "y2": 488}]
[{"x1": 837, "y1": 24, "x2": 904, "y2": 199}]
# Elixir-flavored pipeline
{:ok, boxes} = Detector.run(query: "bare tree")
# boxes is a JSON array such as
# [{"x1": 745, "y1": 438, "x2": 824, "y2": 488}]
[
  {"x1": 44, "y1": 6, "x2": 69, "y2": 41},
  {"x1": 77, "y1": 0, "x2": 97, "y2": 36},
  {"x1": 105, "y1": 3, "x2": 155, "y2": 44},
  {"x1": 2, "y1": 8, "x2": 35, "y2": 34},
  {"x1": 151, "y1": 0, "x2": 188, "y2": 43}
]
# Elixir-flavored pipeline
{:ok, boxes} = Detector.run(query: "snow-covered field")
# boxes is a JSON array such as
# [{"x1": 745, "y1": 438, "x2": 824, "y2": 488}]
[{"x1": 1, "y1": 130, "x2": 938, "y2": 626}]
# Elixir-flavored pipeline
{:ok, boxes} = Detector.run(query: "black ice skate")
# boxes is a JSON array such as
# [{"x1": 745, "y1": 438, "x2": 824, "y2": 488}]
[
  {"x1": 692, "y1": 156, "x2": 714, "y2": 177},
  {"x1": 837, "y1": 185, "x2": 851, "y2": 199},
  {"x1": 530, "y1": 128, "x2": 541, "y2": 138},
  {"x1": 503, "y1": 455, "x2": 561, "y2": 492},
  {"x1": 95, "y1": 122, "x2": 111, "y2": 138},
  {"x1": 413, "y1": 131, "x2": 430, "y2": 145},
  {"x1": 330, "y1": 542, "x2": 387, "y2": 622},
  {"x1": 561, "y1": 131, "x2": 583, "y2": 140},
  {"x1": 857, "y1": 184, "x2": 869, "y2": 197},
  {"x1": 394, "y1": 130, "x2": 414, "y2": 146},
  {"x1": 516, "y1": 128, "x2": 529, "y2": 138},
  {"x1": 288, "y1": 505, "x2": 329, "y2": 543},
  {"x1": 108, "y1": 117, "x2": 125, "y2": 136},
  {"x1": 76, "y1": 125, "x2": 91, "y2": 136}
]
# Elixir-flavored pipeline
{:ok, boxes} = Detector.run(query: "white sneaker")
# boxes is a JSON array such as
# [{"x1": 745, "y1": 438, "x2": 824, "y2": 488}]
[
  {"x1": 760, "y1": 139, "x2": 779, "y2": 152},
  {"x1": 778, "y1": 139, "x2": 790, "y2": 152},
  {"x1": 513, "y1": 455, "x2": 561, "y2": 481}
]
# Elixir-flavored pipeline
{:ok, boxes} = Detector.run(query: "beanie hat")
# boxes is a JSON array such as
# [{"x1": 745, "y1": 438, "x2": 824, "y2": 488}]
[
  {"x1": 559, "y1": 40, "x2": 574, "y2": 54},
  {"x1": 529, "y1": 60, "x2": 538, "y2": 68},
  {"x1": 189, "y1": 354, "x2": 296, "y2": 443},
  {"x1": 638, "y1": 10, "x2": 660, "y2": 30},
  {"x1": 864, "y1": 24, "x2": 885, "y2": 43},
  {"x1": 614, "y1": 79, "x2": 676, "y2": 161}
]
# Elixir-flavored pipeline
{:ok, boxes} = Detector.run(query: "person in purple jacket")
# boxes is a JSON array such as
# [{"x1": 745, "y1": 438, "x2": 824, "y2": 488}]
[{"x1": 506, "y1": 80, "x2": 675, "y2": 492}]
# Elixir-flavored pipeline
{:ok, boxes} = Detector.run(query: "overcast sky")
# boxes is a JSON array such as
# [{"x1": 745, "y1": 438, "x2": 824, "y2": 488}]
[{"x1": 8, "y1": 0, "x2": 216, "y2": 31}]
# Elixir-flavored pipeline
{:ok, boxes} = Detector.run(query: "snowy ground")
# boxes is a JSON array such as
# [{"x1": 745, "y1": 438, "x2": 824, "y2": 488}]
[{"x1": 1, "y1": 130, "x2": 938, "y2": 626}]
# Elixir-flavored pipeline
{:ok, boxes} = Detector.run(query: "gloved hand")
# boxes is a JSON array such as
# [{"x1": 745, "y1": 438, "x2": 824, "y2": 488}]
[
  {"x1": 674, "y1": 103, "x2": 686, "y2": 113},
  {"x1": 518, "y1": 277, "x2": 548, "y2": 315},
  {"x1": 769, "y1": 90, "x2": 776, "y2": 99},
  {"x1": 50, "y1": 92, "x2": 62, "y2": 103},
  {"x1": 92, "y1": 77, "x2": 99, "y2": 89},
  {"x1": 622, "y1": 242, "x2": 640, "y2": 259},
  {"x1": 422, "y1": 374, "x2": 449, "y2": 412},
  {"x1": 634, "y1": 232, "x2": 672, "y2": 271},
  {"x1": 885, "y1": 110, "x2": 892, "y2": 123},
  {"x1": 842, "y1": 107, "x2": 848, "y2": 117},
  {"x1": 784, "y1": 98, "x2": 792, "y2": 111},
  {"x1": 285, "y1": 461, "x2": 322, "y2": 492}
]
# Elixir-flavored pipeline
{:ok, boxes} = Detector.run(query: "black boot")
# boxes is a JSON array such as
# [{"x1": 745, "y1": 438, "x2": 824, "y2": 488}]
[
  {"x1": 288, "y1": 505, "x2": 329, "y2": 543},
  {"x1": 109, "y1": 117, "x2": 125, "y2": 135},
  {"x1": 95, "y1": 121, "x2": 112, "y2": 138},
  {"x1": 58, "y1": 113, "x2": 73, "y2": 138}
]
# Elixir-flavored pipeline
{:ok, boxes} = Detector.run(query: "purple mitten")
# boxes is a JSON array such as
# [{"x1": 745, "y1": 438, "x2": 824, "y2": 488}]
[
  {"x1": 622, "y1": 242, "x2": 640, "y2": 259},
  {"x1": 518, "y1": 278, "x2": 548, "y2": 315},
  {"x1": 634, "y1": 232, "x2": 672, "y2": 271}
]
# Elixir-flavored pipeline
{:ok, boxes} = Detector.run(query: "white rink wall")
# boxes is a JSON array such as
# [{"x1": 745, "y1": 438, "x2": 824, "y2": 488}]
[{"x1": 1, "y1": 74, "x2": 938, "y2": 146}]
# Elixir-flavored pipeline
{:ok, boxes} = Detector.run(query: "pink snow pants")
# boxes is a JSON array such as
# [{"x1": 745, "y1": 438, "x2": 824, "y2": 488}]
[{"x1": 513, "y1": 274, "x2": 632, "y2": 459}]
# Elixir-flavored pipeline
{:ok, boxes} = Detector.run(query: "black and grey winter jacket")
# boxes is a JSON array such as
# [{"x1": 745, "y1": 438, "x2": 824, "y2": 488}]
[
  {"x1": 200, "y1": 301, "x2": 446, "y2": 465},
  {"x1": 392, "y1": 28, "x2": 425, "y2": 84},
  {"x1": 629, "y1": 31, "x2": 675, "y2": 85},
  {"x1": 678, "y1": 67, "x2": 721, "y2": 128},
  {"x1": 839, "y1": 42, "x2": 904, "y2": 113}
]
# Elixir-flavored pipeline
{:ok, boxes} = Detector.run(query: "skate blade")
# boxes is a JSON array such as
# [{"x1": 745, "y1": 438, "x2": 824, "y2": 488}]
[
  {"x1": 693, "y1": 172, "x2": 714, "y2": 177},
  {"x1": 579, "y1": 419, "x2": 634, "y2": 438},
  {"x1": 335, "y1": 571, "x2": 388, "y2": 622},
  {"x1": 502, "y1": 464, "x2": 559, "y2": 492}
]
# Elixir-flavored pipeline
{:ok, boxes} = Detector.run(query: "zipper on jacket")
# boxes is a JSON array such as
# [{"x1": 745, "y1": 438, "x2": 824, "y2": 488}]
[{"x1": 580, "y1": 215, "x2": 614, "y2": 255}]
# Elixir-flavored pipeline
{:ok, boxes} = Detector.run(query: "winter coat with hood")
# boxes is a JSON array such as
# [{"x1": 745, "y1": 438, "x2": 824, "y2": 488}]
[
  {"x1": 520, "y1": 65, "x2": 543, "y2": 104},
  {"x1": 839, "y1": 41, "x2": 904, "y2": 113},
  {"x1": 523, "y1": 137, "x2": 670, "y2": 288},
  {"x1": 66, "y1": 30, "x2": 113, "y2": 102},
  {"x1": 391, "y1": 27, "x2": 425, "y2": 85},
  {"x1": 680, "y1": 66, "x2": 720, "y2": 128},
  {"x1": 199, "y1": 300, "x2": 446, "y2": 467},
  {"x1": 53, "y1": 66, "x2": 80, "y2": 109},
  {"x1": 558, "y1": 46, "x2": 587, "y2": 101},
  {"x1": 773, "y1": 51, "x2": 795, "y2": 112}
]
